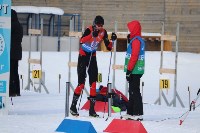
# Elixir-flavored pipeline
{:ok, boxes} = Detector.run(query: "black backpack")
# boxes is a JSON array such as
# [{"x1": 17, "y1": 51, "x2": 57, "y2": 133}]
[{"x1": 96, "y1": 86, "x2": 128, "y2": 111}]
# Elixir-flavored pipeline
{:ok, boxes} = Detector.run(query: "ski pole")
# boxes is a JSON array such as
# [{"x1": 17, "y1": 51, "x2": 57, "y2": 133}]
[
  {"x1": 77, "y1": 89, "x2": 83, "y2": 112},
  {"x1": 188, "y1": 86, "x2": 191, "y2": 108},
  {"x1": 142, "y1": 81, "x2": 144, "y2": 103},
  {"x1": 189, "y1": 88, "x2": 200, "y2": 108},
  {"x1": 179, "y1": 104, "x2": 192, "y2": 125},
  {"x1": 191, "y1": 88, "x2": 200, "y2": 111},
  {"x1": 119, "y1": 94, "x2": 122, "y2": 118},
  {"x1": 180, "y1": 88, "x2": 200, "y2": 125},
  {"x1": 77, "y1": 52, "x2": 93, "y2": 113},
  {"x1": 103, "y1": 40, "x2": 114, "y2": 118},
  {"x1": 107, "y1": 36, "x2": 116, "y2": 83},
  {"x1": 180, "y1": 100, "x2": 193, "y2": 125},
  {"x1": 102, "y1": 95, "x2": 107, "y2": 118},
  {"x1": 107, "y1": 47, "x2": 113, "y2": 83}
]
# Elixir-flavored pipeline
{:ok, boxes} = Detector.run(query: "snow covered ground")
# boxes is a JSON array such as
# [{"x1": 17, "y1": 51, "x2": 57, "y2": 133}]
[{"x1": 1, "y1": 51, "x2": 200, "y2": 133}]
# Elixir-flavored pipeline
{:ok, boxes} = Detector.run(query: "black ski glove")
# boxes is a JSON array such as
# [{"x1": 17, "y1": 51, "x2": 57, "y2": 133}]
[
  {"x1": 127, "y1": 34, "x2": 131, "y2": 43},
  {"x1": 111, "y1": 32, "x2": 117, "y2": 41},
  {"x1": 92, "y1": 30, "x2": 99, "y2": 37},
  {"x1": 126, "y1": 70, "x2": 132, "y2": 82}
]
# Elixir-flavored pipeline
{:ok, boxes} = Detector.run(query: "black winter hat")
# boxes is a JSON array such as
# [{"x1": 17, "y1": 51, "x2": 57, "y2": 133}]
[{"x1": 94, "y1": 15, "x2": 104, "y2": 25}]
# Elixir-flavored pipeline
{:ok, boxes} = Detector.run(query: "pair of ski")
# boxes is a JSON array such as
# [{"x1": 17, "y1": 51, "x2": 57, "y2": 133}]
[
  {"x1": 70, "y1": 111, "x2": 101, "y2": 118},
  {"x1": 71, "y1": 114, "x2": 101, "y2": 119},
  {"x1": 179, "y1": 88, "x2": 200, "y2": 125},
  {"x1": 71, "y1": 115, "x2": 143, "y2": 122},
  {"x1": 120, "y1": 115, "x2": 143, "y2": 121}
]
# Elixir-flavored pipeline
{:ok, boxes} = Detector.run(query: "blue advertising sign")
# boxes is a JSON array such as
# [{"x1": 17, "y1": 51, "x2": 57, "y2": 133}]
[
  {"x1": 0, "y1": 0, "x2": 11, "y2": 112},
  {"x1": 0, "y1": 96, "x2": 2, "y2": 108},
  {"x1": 0, "y1": 1, "x2": 10, "y2": 75},
  {"x1": 0, "y1": 81, "x2": 6, "y2": 93}
]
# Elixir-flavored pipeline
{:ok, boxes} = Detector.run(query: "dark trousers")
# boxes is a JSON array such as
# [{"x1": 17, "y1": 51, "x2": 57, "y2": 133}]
[
  {"x1": 77, "y1": 53, "x2": 98, "y2": 85},
  {"x1": 127, "y1": 74, "x2": 143, "y2": 115},
  {"x1": 9, "y1": 59, "x2": 20, "y2": 96},
  {"x1": 74, "y1": 53, "x2": 98, "y2": 96}
]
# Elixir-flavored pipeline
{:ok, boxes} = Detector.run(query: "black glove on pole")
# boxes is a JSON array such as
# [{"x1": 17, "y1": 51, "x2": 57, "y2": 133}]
[
  {"x1": 111, "y1": 32, "x2": 117, "y2": 41},
  {"x1": 127, "y1": 34, "x2": 131, "y2": 43},
  {"x1": 126, "y1": 70, "x2": 132, "y2": 82}
]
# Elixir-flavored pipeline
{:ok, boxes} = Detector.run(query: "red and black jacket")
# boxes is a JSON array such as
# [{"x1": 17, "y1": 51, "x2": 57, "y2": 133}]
[{"x1": 79, "y1": 25, "x2": 113, "y2": 56}]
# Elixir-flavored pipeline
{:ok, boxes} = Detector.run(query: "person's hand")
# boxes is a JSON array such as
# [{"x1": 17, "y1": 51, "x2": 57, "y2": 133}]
[
  {"x1": 111, "y1": 32, "x2": 117, "y2": 41},
  {"x1": 92, "y1": 30, "x2": 99, "y2": 37},
  {"x1": 127, "y1": 34, "x2": 131, "y2": 43},
  {"x1": 126, "y1": 70, "x2": 132, "y2": 82}
]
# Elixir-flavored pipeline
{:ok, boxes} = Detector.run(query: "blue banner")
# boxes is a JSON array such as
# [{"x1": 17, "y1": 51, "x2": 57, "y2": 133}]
[
  {"x1": 0, "y1": 81, "x2": 6, "y2": 93},
  {"x1": 0, "y1": 0, "x2": 11, "y2": 75},
  {"x1": 0, "y1": 96, "x2": 2, "y2": 108},
  {"x1": 0, "y1": 0, "x2": 11, "y2": 111}
]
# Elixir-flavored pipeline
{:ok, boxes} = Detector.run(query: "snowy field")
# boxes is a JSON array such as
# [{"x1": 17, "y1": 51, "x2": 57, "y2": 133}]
[{"x1": 1, "y1": 51, "x2": 200, "y2": 133}]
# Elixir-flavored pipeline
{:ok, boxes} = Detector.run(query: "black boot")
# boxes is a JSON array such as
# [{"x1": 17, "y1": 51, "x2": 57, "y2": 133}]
[
  {"x1": 70, "y1": 93, "x2": 80, "y2": 116},
  {"x1": 89, "y1": 97, "x2": 99, "y2": 117}
]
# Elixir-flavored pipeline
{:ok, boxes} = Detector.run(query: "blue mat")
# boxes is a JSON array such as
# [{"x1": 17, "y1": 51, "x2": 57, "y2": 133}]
[{"x1": 56, "y1": 119, "x2": 97, "y2": 133}]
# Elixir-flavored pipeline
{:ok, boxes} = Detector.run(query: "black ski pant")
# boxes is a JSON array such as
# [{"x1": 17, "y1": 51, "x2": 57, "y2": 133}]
[
  {"x1": 127, "y1": 74, "x2": 143, "y2": 115},
  {"x1": 9, "y1": 59, "x2": 20, "y2": 96},
  {"x1": 74, "y1": 53, "x2": 98, "y2": 96}
]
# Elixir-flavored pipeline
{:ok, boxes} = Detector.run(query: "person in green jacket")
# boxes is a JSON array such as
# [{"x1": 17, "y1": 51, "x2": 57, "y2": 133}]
[{"x1": 123, "y1": 20, "x2": 145, "y2": 121}]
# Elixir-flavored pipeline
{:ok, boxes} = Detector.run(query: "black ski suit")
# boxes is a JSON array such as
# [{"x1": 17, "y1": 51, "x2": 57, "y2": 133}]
[{"x1": 9, "y1": 9, "x2": 23, "y2": 97}]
